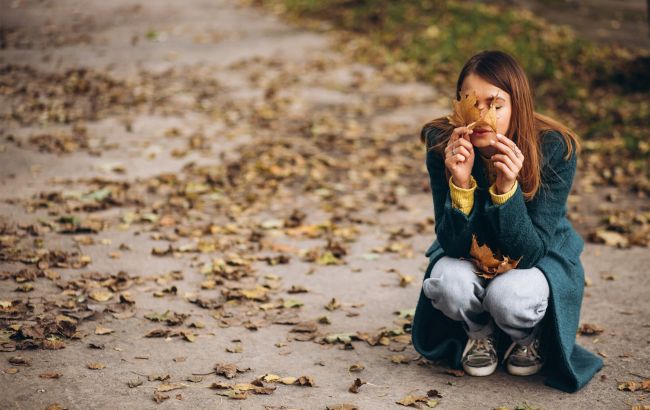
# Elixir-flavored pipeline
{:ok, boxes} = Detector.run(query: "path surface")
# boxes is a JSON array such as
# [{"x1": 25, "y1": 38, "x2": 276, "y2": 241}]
[{"x1": 1, "y1": 1, "x2": 649, "y2": 409}]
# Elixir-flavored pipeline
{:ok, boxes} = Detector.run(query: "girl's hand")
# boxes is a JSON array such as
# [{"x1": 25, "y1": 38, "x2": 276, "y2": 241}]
[
  {"x1": 490, "y1": 133, "x2": 524, "y2": 194},
  {"x1": 444, "y1": 127, "x2": 475, "y2": 188}
]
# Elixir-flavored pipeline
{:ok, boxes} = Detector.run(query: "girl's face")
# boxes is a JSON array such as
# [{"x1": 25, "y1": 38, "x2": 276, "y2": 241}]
[{"x1": 459, "y1": 73, "x2": 512, "y2": 148}]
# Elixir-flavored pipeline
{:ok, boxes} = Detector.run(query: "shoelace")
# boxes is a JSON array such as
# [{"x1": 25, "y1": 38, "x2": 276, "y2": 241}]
[
  {"x1": 462, "y1": 337, "x2": 495, "y2": 360},
  {"x1": 503, "y1": 339, "x2": 541, "y2": 364}
]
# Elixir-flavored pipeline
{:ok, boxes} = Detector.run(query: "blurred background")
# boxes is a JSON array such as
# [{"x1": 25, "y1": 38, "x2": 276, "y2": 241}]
[{"x1": 252, "y1": 0, "x2": 650, "y2": 188}]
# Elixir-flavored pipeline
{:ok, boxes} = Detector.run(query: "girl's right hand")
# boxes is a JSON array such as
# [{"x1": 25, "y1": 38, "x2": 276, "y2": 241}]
[{"x1": 444, "y1": 127, "x2": 475, "y2": 188}]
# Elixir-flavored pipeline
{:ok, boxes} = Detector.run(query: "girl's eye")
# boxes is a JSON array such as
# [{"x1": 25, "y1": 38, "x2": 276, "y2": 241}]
[{"x1": 495, "y1": 106, "x2": 503, "y2": 110}]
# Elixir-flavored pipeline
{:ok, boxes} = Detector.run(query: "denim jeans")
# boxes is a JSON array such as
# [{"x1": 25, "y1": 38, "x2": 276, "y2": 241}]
[{"x1": 422, "y1": 256, "x2": 550, "y2": 345}]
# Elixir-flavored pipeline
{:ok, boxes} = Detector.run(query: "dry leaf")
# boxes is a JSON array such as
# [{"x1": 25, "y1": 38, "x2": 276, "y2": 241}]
[
  {"x1": 156, "y1": 383, "x2": 187, "y2": 393},
  {"x1": 127, "y1": 379, "x2": 143, "y2": 388},
  {"x1": 214, "y1": 389, "x2": 247, "y2": 399},
  {"x1": 214, "y1": 362, "x2": 250, "y2": 379},
  {"x1": 348, "y1": 378, "x2": 366, "y2": 393},
  {"x1": 468, "y1": 234, "x2": 521, "y2": 279},
  {"x1": 617, "y1": 379, "x2": 650, "y2": 392},
  {"x1": 95, "y1": 325, "x2": 114, "y2": 335},
  {"x1": 86, "y1": 362, "x2": 105, "y2": 370},
  {"x1": 396, "y1": 394, "x2": 437, "y2": 408},
  {"x1": 349, "y1": 362, "x2": 365, "y2": 373},
  {"x1": 444, "y1": 368, "x2": 465, "y2": 377},
  {"x1": 578, "y1": 323, "x2": 604, "y2": 336},
  {"x1": 447, "y1": 90, "x2": 498, "y2": 132},
  {"x1": 89, "y1": 290, "x2": 114, "y2": 302},
  {"x1": 39, "y1": 371, "x2": 63, "y2": 379},
  {"x1": 152, "y1": 391, "x2": 170, "y2": 403},
  {"x1": 8, "y1": 356, "x2": 31, "y2": 366}
]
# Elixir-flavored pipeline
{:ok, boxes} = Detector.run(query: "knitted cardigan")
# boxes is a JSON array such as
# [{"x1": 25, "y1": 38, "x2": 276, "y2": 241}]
[{"x1": 411, "y1": 126, "x2": 604, "y2": 393}]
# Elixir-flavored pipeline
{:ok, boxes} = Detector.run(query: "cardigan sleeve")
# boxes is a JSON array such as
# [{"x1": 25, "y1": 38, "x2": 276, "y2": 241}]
[
  {"x1": 424, "y1": 126, "x2": 480, "y2": 258},
  {"x1": 482, "y1": 131, "x2": 577, "y2": 268}
]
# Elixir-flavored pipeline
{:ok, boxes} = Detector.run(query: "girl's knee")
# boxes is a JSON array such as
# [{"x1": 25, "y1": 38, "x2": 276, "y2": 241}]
[
  {"x1": 423, "y1": 257, "x2": 485, "y2": 316},
  {"x1": 483, "y1": 275, "x2": 549, "y2": 327}
]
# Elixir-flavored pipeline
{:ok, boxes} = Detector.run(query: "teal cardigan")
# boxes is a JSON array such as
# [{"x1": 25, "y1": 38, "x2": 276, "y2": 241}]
[{"x1": 411, "y1": 126, "x2": 603, "y2": 392}]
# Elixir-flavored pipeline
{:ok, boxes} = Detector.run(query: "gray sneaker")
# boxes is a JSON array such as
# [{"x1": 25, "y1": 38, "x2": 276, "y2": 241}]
[
  {"x1": 503, "y1": 336, "x2": 544, "y2": 376},
  {"x1": 461, "y1": 334, "x2": 498, "y2": 376}
]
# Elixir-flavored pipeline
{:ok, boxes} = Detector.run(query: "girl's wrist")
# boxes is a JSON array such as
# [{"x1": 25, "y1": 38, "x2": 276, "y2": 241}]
[
  {"x1": 496, "y1": 181, "x2": 516, "y2": 194},
  {"x1": 452, "y1": 176, "x2": 471, "y2": 189}
]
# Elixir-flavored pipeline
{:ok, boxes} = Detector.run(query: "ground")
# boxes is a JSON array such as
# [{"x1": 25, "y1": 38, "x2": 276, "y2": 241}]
[{"x1": 0, "y1": 1, "x2": 649, "y2": 409}]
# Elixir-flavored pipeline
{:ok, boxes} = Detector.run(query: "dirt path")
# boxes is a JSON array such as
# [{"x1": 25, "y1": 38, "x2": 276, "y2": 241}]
[{"x1": 1, "y1": 1, "x2": 649, "y2": 409}]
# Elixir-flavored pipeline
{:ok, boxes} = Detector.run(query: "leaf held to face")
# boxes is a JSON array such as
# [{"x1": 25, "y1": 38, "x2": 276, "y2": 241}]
[{"x1": 447, "y1": 91, "x2": 498, "y2": 133}]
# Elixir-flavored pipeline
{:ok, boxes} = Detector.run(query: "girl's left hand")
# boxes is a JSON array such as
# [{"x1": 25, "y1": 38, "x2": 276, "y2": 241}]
[{"x1": 490, "y1": 133, "x2": 524, "y2": 194}]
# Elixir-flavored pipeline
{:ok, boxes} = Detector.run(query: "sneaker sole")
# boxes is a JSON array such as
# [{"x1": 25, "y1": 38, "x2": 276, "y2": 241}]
[
  {"x1": 463, "y1": 362, "x2": 497, "y2": 377},
  {"x1": 506, "y1": 363, "x2": 543, "y2": 376}
]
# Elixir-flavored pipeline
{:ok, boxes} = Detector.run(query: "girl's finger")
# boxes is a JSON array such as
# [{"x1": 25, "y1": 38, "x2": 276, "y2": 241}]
[
  {"x1": 493, "y1": 161, "x2": 516, "y2": 180},
  {"x1": 495, "y1": 134, "x2": 524, "y2": 160},
  {"x1": 491, "y1": 154, "x2": 517, "y2": 174},
  {"x1": 456, "y1": 137, "x2": 473, "y2": 150},
  {"x1": 491, "y1": 141, "x2": 520, "y2": 165},
  {"x1": 457, "y1": 146, "x2": 471, "y2": 158}
]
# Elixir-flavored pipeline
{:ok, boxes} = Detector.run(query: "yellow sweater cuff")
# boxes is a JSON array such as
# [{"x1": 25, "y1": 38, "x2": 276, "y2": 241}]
[
  {"x1": 449, "y1": 176, "x2": 477, "y2": 215},
  {"x1": 489, "y1": 181, "x2": 518, "y2": 205}
]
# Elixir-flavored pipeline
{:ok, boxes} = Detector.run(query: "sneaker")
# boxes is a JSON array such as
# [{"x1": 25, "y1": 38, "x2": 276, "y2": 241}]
[
  {"x1": 461, "y1": 334, "x2": 498, "y2": 376},
  {"x1": 503, "y1": 336, "x2": 544, "y2": 376}
]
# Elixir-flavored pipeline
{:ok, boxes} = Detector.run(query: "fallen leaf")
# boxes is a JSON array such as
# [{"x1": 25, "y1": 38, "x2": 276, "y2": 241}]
[
  {"x1": 156, "y1": 383, "x2": 187, "y2": 393},
  {"x1": 95, "y1": 325, "x2": 114, "y2": 335},
  {"x1": 590, "y1": 229, "x2": 629, "y2": 248},
  {"x1": 396, "y1": 394, "x2": 437, "y2": 408},
  {"x1": 127, "y1": 379, "x2": 143, "y2": 388},
  {"x1": 348, "y1": 378, "x2": 366, "y2": 393},
  {"x1": 444, "y1": 368, "x2": 465, "y2": 377},
  {"x1": 349, "y1": 362, "x2": 365, "y2": 373},
  {"x1": 148, "y1": 373, "x2": 170, "y2": 381},
  {"x1": 214, "y1": 389, "x2": 247, "y2": 399},
  {"x1": 86, "y1": 362, "x2": 105, "y2": 370},
  {"x1": 390, "y1": 354, "x2": 414, "y2": 364},
  {"x1": 39, "y1": 371, "x2": 63, "y2": 379},
  {"x1": 89, "y1": 289, "x2": 114, "y2": 302},
  {"x1": 145, "y1": 328, "x2": 171, "y2": 338},
  {"x1": 214, "y1": 362, "x2": 250, "y2": 379},
  {"x1": 578, "y1": 323, "x2": 604, "y2": 336},
  {"x1": 8, "y1": 356, "x2": 31, "y2": 366},
  {"x1": 617, "y1": 379, "x2": 650, "y2": 392},
  {"x1": 152, "y1": 391, "x2": 170, "y2": 403},
  {"x1": 325, "y1": 298, "x2": 341, "y2": 311}
]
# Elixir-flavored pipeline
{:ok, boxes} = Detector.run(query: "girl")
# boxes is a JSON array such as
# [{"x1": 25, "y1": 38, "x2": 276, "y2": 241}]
[{"x1": 411, "y1": 50, "x2": 603, "y2": 392}]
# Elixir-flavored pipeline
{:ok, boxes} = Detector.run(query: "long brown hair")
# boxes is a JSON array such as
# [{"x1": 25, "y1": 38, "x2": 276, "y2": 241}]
[{"x1": 420, "y1": 50, "x2": 580, "y2": 201}]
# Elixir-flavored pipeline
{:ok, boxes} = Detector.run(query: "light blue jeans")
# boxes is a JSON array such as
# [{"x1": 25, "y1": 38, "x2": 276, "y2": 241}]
[{"x1": 423, "y1": 256, "x2": 550, "y2": 345}]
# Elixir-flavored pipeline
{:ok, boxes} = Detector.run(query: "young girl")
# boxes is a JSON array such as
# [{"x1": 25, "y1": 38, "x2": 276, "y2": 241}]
[{"x1": 410, "y1": 50, "x2": 603, "y2": 392}]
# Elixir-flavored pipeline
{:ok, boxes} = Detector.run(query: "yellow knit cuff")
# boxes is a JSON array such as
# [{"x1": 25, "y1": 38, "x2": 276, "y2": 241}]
[
  {"x1": 449, "y1": 176, "x2": 477, "y2": 215},
  {"x1": 489, "y1": 181, "x2": 518, "y2": 205}
]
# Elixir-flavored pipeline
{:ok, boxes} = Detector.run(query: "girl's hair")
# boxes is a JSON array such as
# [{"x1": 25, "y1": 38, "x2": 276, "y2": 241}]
[{"x1": 420, "y1": 50, "x2": 580, "y2": 201}]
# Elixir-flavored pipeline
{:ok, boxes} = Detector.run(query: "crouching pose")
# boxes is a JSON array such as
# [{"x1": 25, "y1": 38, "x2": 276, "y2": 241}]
[{"x1": 411, "y1": 50, "x2": 603, "y2": 393}]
